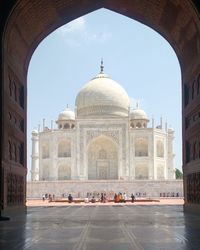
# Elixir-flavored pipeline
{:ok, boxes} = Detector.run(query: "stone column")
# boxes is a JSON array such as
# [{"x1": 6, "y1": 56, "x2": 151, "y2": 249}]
[{"x1": 31, "y1": 130, "x2": 39, "y2": 181}]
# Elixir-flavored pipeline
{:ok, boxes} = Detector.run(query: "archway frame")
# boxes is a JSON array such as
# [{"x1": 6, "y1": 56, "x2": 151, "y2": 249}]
[{"x1": 0, "y1": 0, "x2": 200, "y2": 215}]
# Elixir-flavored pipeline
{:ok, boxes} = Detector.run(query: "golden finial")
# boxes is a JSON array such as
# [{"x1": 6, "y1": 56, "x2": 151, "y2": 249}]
[{"x1": 100, "y1": 58, "x2": 104, "y2": 73}]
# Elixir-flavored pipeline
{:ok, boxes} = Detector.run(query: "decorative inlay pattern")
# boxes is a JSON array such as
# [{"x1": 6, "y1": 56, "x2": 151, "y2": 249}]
[
  {"x1": 86, "y1": 130, "x2": 119, "y2": 144},
  {"x1": 187, "y1": 172, "x2": 200, "y2": 204},
  {"x1": 7, "y1": 173, "x2": 24, "y2": 205}
]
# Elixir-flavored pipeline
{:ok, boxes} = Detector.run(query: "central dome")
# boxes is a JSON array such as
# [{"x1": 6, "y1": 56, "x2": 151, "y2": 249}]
[{"x1": 75, "y1": 66, "x2": 130, "y2": 118}]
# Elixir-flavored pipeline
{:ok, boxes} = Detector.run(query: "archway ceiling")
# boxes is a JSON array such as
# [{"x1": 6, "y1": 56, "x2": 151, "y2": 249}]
[{"x1": 4, "y1": 0, "x2": 200, "y2": 79}]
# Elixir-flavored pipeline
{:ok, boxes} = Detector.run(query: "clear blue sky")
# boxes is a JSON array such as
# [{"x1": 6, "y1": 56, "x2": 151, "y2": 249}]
[{"x1": 27, "y1": 8, "x2": 182, "y2": 180}]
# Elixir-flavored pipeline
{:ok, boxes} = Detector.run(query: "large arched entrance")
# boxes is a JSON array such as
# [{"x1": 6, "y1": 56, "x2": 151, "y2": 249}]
[
  {"x1": 0, "y1": 0, "x2": 200, "y2": 215},
  {"x1": 87, "y1": 136, "x2": 118, "y2": 180}
]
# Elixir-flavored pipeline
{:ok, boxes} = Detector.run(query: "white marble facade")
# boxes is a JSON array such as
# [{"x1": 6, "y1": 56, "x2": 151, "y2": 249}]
[{"x1": 31, "y1": 63, "x2": 175, "y2": 181}]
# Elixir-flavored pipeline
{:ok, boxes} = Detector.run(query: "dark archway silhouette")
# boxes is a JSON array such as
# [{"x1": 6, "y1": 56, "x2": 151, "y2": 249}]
[{"x1": 0, "y1": 0, "x2": 200, "y2": 216}]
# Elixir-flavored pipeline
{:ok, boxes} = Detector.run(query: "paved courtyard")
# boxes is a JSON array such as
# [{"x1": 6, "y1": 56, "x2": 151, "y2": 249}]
[{"x1": 1, "y1": 204, "x2": 200, "y2": 250}]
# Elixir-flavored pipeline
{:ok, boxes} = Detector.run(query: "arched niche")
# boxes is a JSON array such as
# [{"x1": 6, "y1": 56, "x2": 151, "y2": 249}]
[
  {"x1": 58, "y1": 140, "x2": 71, "y2": 158},
  {"x1": 135, "y1": 138, "x2": 148, "y2": 157},
  {"x1": 42, "y1": 144, "x2": 49, "y2": 159},
  {"x1": 156, "y1": 140, "x2": 164, "y2": 158}
]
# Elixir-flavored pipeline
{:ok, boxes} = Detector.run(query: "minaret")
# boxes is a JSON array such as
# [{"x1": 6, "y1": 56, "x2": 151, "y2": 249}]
[
  {"x1": 160, "y1": 116, "x2": 163, "y2": 129},
  {"x1": 165, "y1": 120, "x2": 168, "y2": 132},
  {"x1": 31, "y1": 129, "x2": 39, "y2": 181},
  {"x1": 51, "y1": 120, "x2": 53, "y2": 130},
  {"x1": 42, "y1": 118, "x2": 45, "y2": 131},
  {"x1": 167, "y1": 127, "x2": 175, "y2": 179},
  {"x1": 152, "y1": 116, "x2": 154, "y2": 128}
]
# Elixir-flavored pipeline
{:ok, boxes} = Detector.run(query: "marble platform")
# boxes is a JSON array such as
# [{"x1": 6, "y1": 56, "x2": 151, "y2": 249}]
[{"x1": 27, "y1": 179, "x2": 183, "y2": 198}]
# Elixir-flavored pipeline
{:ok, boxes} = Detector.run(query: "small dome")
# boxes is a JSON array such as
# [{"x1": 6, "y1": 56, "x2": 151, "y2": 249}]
[
  {"x1": 57, "y1": 107, "x2": 75, "y2": 121},
  {"x1": 75, "y1": 72, "x2": 130, "y2": 118},
  {"x1": 168, "y1": 127, "x2": 174, "y2": 133},
  {"x1": 130, "y1": 108, "x2": 148, "y2": 120},
  {"x1": 32, "y1": 129, "x2": 38, "y2": 135}
]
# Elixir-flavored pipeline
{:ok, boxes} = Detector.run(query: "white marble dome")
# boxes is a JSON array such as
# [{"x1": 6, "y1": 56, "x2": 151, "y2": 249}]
[
  {"x1": 75, "y1": 72, "x2": 130, "y2": 117},
  {"x1": 57, "y1": 107, "x2": 75, "y2": 121},
  {"x1": 130, "y1": 108, "x2": 148, "y2": 120}
]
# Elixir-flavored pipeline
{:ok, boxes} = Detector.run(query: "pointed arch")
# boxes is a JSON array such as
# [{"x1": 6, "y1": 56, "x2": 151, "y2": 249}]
[
  {"x1": 156, "y1": 140, "x2": 164, "y2": 158},
  {"x1": 87, "y1": 135, "x2": 118, "y2": 180},
  {"x1": 135, "y1": 138, "x2": 148, "y2": 156},
  {"x1": 58, "y1": 140, "x2": 71, "y2": 157}
]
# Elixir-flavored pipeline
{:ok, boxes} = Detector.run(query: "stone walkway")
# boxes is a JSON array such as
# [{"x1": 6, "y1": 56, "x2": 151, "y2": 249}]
[{"x1": 1, "y1": 204, "x2": 200, "y2": 250}]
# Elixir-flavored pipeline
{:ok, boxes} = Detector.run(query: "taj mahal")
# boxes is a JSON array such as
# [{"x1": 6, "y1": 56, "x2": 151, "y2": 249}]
[{"x1": 31, "y1": 61, "x2": 176, "y2": 185}]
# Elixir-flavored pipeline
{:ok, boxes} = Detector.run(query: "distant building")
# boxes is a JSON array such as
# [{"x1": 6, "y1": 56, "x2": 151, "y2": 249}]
[{"x1": 31, "y1": 62, "x2": 175, "y2": 181}]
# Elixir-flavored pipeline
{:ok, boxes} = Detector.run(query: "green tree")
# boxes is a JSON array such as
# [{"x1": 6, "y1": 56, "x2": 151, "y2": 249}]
[{"x1": 175, "y1": 168, "x2": 183, "y2": 179}]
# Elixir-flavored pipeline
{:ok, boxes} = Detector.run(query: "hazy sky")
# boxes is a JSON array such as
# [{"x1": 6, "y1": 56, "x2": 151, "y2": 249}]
[{"x1": 27, "y1": 8, "x2": 182, "y2": 180}]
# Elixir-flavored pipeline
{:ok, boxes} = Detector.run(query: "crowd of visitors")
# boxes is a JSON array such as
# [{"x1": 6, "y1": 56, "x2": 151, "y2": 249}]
[
  {"x1": 42, "y1": 193, "x2": 74, "y2": 203},
  {"x1": 42, "y1": 193, "x2": 56, "y2": 202},
  {"x1": 113, "y1": 193, "x2": 135, "y2": 203},
  {"x1": 41, "y1": 190, "x2": 181, "y2": 203},
  {"x1": 160, "y1": 192, "x2": 180, "y2": 197}
]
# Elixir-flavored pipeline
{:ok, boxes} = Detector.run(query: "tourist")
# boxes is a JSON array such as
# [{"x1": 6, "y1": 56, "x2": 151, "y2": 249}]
[
  {"x1": 123, "y1": 192, "x2": 127, "y2": 203},
  {"x1": 42, "y1": 194, "x2": 45, "y2": 201},
  {"x1": 119, "y1": 193, "x2": 122, "y2": 202},
  {"x1": 84, "y1": 197, "x2": 89, "y2": 203},
  {"x1": 91, "y1": 196, "x2": 96, "y2": 203},
  {"x1": 68, "y1": 194, "x2": 73, "y2": 203},
  {"x1": 103, "y1": 193, "x2": 107, "y2": 203},
  {"x1": 114, "y1": 193, "x2": 118, "y2": 203},
  {"x1": 100, "y1": 193, "x2": 104, "y2": 203},
  {"x1": 115, "y1": 193, "x2": 120, "y2": 203},
  {"x1": 49, "y1": 194, "x2": 52, "y2": 202},
  {"x1": 131, "y1": 193, "x2": 135, "y2": 203}
]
